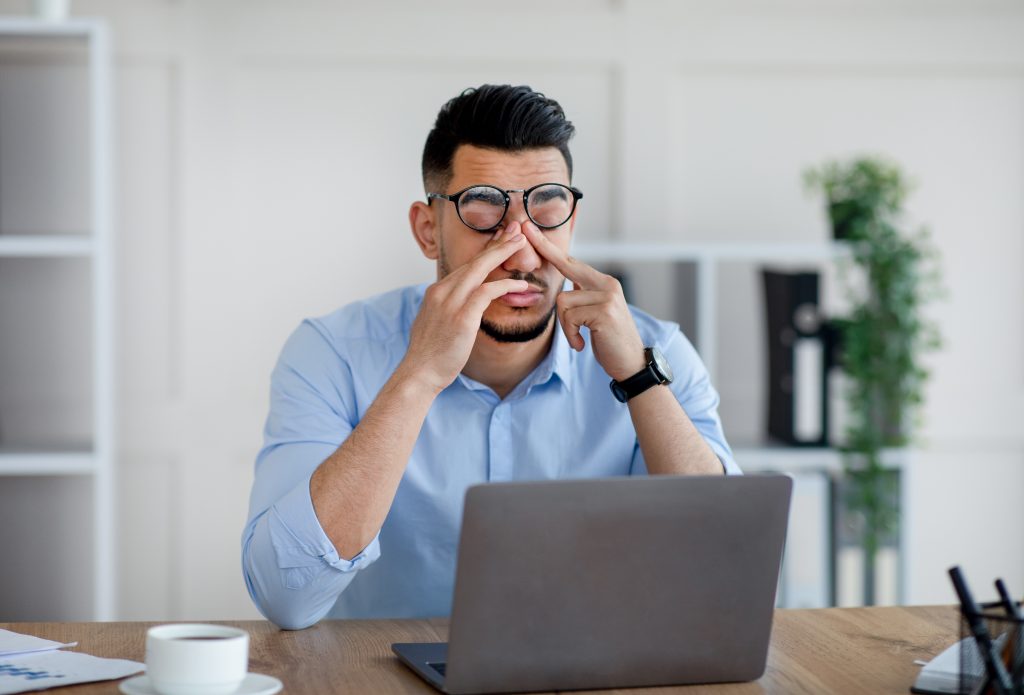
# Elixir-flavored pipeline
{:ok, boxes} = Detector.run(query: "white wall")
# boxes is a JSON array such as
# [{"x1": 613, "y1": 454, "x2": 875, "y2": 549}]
[{"x1": 2, "y1": 0, "x2": 1020, "y2": 618}]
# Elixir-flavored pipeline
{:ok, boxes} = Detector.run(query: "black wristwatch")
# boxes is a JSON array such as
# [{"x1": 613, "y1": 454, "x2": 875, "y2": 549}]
[{"x1": 609, "y1": 347, "x2": 674, "y2": 403}]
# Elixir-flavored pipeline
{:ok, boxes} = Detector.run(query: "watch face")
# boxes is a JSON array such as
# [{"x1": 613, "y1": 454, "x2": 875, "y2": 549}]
[
  {"x1": 650, "y1": 347, "x2": 673, "y2": 383},
  {"x1": 610, "y1": 381, "x2": 629, "y2": 403}
]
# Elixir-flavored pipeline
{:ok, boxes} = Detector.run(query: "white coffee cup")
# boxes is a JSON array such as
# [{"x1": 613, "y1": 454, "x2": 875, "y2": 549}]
[{"x1": 145, "y1": 624, "x2": 249, "y2": 695}]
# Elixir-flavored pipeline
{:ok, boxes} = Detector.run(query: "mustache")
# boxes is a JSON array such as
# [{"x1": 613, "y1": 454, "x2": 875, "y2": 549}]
[{"x1": 504, "y1": 272, "x2": 548, "y2": 291}]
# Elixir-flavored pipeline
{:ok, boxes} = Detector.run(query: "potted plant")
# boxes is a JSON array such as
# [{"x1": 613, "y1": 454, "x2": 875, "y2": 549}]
[
  {"x1": 804, "y1": 156, "x2": 942, "y2": 605},
  {"x1": 805, "y1": 158, "x2": 909, "y2": 240}
]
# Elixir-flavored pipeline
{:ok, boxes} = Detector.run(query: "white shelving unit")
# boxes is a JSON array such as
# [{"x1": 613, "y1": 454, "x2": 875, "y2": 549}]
[
  {"x1": 573, "y1": 240, "x2": 851, "y2": 382},
  {"x1": 574, "y1": 240, "x2": 906, "y2": 607},
  {"x1": 0, "y1": 234, "x2": 93, "y2": 257},
  {"x1": 0, "y1": 17, "x2": 114, "y2": 620},
  {"x1": 574, "y1": 239, "x2": 854, "y2": 459}
]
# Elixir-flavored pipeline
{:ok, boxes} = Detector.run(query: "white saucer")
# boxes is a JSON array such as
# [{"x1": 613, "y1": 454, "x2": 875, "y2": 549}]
[{"x1": 119, "y1": 673, "x2": 283, "y2": 695}]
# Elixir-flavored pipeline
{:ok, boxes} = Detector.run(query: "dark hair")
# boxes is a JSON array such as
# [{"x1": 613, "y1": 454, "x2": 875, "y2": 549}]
[{"x1": 422, "y1": 84, "x2": 576, "y2": 191}]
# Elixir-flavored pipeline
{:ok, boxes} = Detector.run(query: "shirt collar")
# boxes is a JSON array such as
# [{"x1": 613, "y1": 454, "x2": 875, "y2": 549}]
[
  {"x1": 511, "y1": 323, "x2": 574, "y2": 396},
  {"x1": 546, "y1": 323, "x2": 574, "y2": 392},
  {"x1": 455, "y1": 323, "x2": 575, "y2": 398}
]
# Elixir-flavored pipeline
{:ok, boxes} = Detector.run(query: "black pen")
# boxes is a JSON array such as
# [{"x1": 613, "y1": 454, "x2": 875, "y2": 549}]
[
  {"x1": 995, "y1": 579, "x2": 1023, "y2": 693},
  {"x1": 948, "y1": 566, "x2": 1013, "y2": 695}
]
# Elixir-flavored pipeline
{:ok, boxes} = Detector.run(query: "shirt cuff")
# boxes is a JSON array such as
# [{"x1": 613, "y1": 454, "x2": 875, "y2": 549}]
[{"x1": 268, "y1": 473, "x2": 381, "y2": 573}]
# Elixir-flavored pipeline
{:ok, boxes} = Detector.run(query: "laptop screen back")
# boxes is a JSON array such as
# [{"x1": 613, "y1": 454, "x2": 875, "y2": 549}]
[{"x1": 442, "y1": 475, "x2": 792, "y2": 694}]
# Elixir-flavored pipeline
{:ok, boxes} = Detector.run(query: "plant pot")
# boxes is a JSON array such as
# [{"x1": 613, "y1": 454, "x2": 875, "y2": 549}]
[
  {"x1": 827, "y1": 199, "x2": 872, "y2": 240},
  {"x1": 33, "y1": 0, "x2": 70, "y2": 21}
]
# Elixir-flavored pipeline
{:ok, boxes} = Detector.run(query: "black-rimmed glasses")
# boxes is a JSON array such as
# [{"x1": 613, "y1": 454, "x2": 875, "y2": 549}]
[{"x1": 427, "y1": 183, "x2": 583, "y2": 233}]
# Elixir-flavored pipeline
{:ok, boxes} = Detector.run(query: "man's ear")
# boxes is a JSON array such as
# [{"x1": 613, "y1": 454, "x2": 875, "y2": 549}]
[{"x1": 409, "y1": 201, "x2": 439, "y2": 260}]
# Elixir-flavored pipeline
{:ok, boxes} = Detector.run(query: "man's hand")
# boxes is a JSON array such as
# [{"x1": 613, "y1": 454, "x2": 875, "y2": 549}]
[
  {"x1": 522, "y1": 221, "x2": 646, "y2": 382},
  {"x1": 397, "y1": 226, "x2": 530, "y2": 394}
]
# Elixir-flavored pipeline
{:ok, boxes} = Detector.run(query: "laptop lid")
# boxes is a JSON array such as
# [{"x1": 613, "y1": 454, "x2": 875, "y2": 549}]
[{"x1": 433, "y1": 474, "x2": 792, "y2": 694}]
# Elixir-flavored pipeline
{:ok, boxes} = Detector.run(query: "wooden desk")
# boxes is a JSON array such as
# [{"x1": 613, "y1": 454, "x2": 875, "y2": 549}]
[{"x1": 1, "y1": 606, "x2": 958, "y2": 694}]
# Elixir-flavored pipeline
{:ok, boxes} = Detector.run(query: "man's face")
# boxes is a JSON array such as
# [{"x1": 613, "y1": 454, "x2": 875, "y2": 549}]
[{"x1": 430, "y1": 144, "x2": 576, "y2": 343}]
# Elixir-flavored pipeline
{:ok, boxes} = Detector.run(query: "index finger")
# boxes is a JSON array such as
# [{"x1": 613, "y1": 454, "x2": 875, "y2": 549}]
[
  {"x1": 521, "y1": 221, "x2": 605, "y2": 289},
  {"x1": 449, "y1": 224, "x2": 529, "y2": 291}
]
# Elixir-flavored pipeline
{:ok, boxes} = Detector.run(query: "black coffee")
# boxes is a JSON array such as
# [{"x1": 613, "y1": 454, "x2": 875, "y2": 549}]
[{"x1": 171, "y1": 636, "x2": 232, "y2": 640}]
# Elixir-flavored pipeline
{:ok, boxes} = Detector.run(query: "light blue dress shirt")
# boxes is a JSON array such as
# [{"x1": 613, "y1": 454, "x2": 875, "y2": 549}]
[{"x1": 242, "y1": 284, "x2": 740, "y2": 629}]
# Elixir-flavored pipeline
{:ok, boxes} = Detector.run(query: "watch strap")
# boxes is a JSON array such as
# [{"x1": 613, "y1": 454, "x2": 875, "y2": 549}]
[{"x1": 609, "y1": 347, "x2": 669, "y2": 403}]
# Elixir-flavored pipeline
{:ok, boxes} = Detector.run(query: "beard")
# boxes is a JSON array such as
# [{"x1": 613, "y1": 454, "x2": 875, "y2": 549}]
[
  {"x1": 480, "y1": 305, "x2": 556, "y2": 343},
  {"x1": 439, "y1": 241, "x2": 557, "y2": 344}
]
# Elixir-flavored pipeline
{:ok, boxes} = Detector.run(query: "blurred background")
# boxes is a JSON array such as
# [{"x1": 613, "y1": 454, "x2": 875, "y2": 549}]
[{"x1": 0, "y1": 0, "x2": 1021, "y2": 622}]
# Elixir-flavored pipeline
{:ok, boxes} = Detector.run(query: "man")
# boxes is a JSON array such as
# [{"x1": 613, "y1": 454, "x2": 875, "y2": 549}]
[{"x1": 242, "y1": 84, "x2": 740, "y2": 630}]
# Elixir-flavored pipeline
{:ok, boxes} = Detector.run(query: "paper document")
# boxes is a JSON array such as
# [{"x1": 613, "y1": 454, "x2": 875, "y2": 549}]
[
  {"x1": 0, "y1": 629, "x2": 143, "y2": 694},
  {"x1": 912, "y1": 635, "x2": 1003, "y2": 695},
  {"x1": 0, "y1": 630, "x2": 76, "y2": 658}
]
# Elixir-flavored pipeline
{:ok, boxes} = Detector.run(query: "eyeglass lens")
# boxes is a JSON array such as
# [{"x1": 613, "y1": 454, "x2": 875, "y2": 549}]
[{"x1": 458, "y1": 185, "x2": 574, "y2": 231}]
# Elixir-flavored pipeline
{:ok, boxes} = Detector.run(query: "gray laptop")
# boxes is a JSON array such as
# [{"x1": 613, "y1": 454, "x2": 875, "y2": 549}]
[{"x1": 393, "y1": 474, "x2": 791, "y2": 694}]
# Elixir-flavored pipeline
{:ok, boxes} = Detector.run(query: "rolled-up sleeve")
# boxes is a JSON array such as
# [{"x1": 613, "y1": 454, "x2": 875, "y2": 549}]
[{"x1": 241, "y1": 321, "x2": 381, "y2": 629}]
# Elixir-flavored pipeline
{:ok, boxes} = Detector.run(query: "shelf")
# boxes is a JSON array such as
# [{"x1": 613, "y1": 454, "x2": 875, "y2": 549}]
[
  {"x1": 0, "y1": 235, "x2": 93, "y2": 257},
  {"x1": 571, "y1": 240, "x2": 854, "y2": 382},
  {"x1": 0, "y1": 446, "x2": 96, "y2": 475},
  {"x1": 732, "y1": 441, "x2": 908, "y2": 474},
  {"x1": 573, "y1": 240, "x2": 852, "y2": 264},
  {"x1": 0, "y1": 17, "x2": 104, "y2": 37},
  {"x1": 734, "y1": 446, "x2": 843, "y2": 474}
]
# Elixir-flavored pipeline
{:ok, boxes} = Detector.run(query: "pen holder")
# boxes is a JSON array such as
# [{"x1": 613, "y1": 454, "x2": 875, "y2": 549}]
[{"x1": 959, "y1": 604, "x2": 1024, "y2": 695}]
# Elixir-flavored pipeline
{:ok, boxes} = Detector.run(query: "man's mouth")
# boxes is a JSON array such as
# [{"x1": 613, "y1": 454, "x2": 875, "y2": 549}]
[{"x1": 498, "y1": 289, "x2": 544, "y2": 308}]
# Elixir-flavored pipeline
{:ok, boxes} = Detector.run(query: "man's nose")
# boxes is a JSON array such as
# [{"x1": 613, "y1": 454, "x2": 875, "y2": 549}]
[
  {"x1": 498, "y1": 199, "x2": 542, "y2": 273},
  {"x1": 502, "y1": 195, "x2": 530, "y2": 227},
  {"x1": 501, "y1": 225, "x2": 542, "y2": 274},
  {"x1": 498, "y1": 210, "x2": 540, "y2": 274}
]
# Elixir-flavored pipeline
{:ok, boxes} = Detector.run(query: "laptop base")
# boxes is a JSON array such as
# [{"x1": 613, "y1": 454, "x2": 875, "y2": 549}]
[{"x1": 392, "y1": 642, "x2": 448, "y2": 692}]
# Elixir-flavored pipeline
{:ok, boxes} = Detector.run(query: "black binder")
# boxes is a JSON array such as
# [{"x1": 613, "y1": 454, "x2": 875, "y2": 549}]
[{"x1": 761, "y1": 269, "x2": 838, "y2": 446}]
